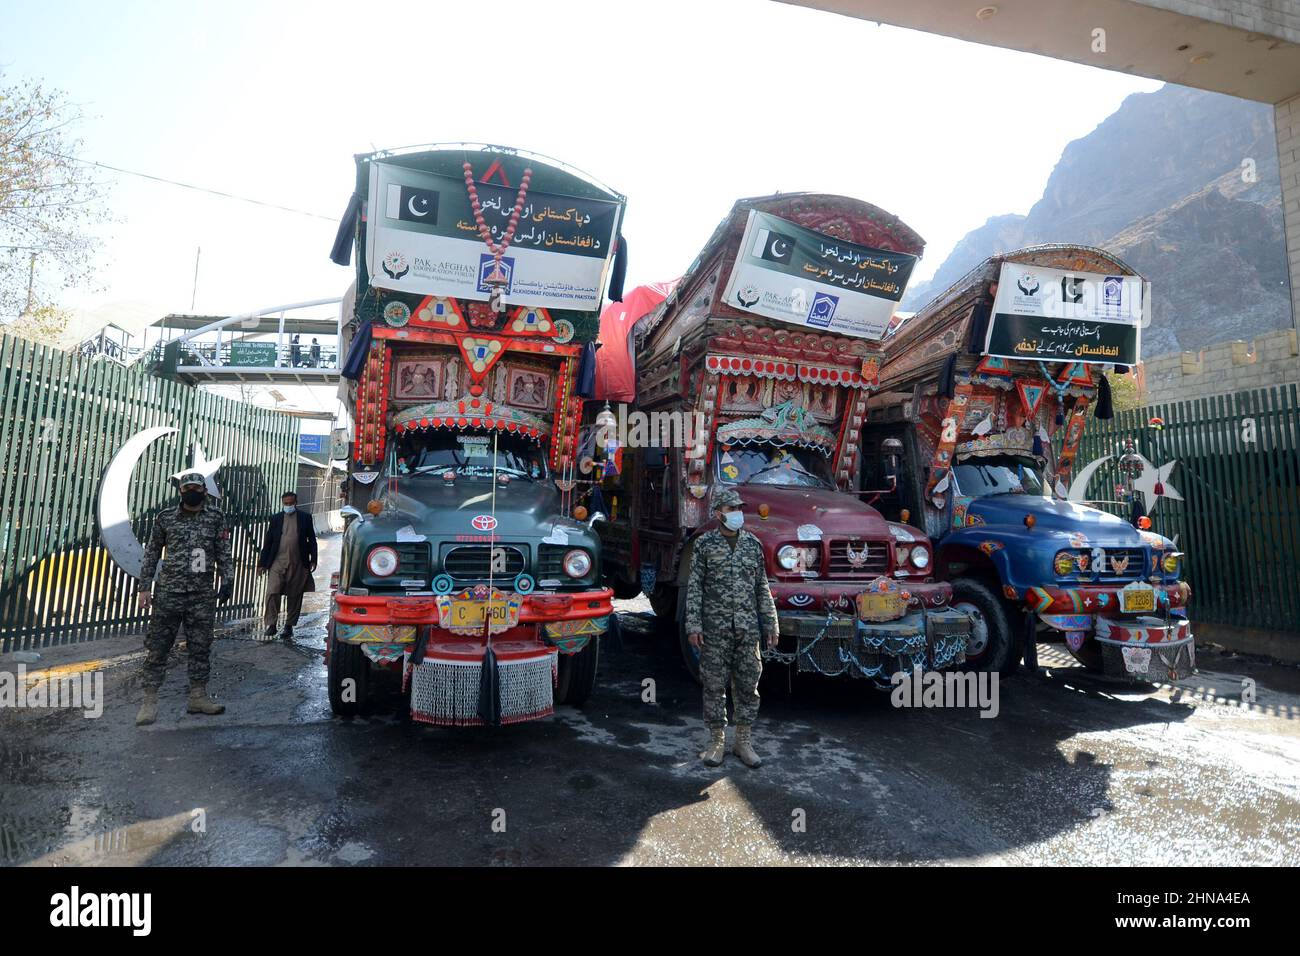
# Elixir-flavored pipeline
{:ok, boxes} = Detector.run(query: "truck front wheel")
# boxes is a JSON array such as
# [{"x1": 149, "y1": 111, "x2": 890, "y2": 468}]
[
  {"x1": 951, "y1": 578, "x2": 1017, "y2": 674},
  {"x1": 556, "y1": 635, "x2": 600, "y2": 706},
  {"x1": 328, "y1": 626, "x2": 370, "y2": 717}
]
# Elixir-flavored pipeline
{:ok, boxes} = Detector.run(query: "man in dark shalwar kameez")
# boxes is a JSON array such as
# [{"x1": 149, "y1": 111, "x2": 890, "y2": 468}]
[{"x1": 257, "y1": 492, "x2": 317, "y2": 639}]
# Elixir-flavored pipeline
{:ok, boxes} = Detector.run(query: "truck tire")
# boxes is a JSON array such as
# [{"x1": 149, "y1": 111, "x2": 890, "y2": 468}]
[
  {"x1": 328, "y1": 629, "x2": 370, "y2": 717},
  {"x1": 556, "y1": 635, "x2": 600, "y2": 706},
  {"x1": 951, "y1": 577, "x2": 1017, "y2": 674}
]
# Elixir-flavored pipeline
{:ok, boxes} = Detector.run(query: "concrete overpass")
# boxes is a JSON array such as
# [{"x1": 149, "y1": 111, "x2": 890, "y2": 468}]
[{"x1": 785, "y1": 0, "x2": 1300, "y2": 323}]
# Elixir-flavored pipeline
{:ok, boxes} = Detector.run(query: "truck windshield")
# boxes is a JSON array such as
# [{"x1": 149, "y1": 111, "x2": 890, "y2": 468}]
[
  {"x1": 952, "y1": 456, "x2": 1049, "y2": 498},
  {"x1": 395, "y1": 430, "x2": 547, "y2": 481},
  {"x1": 717, "y1": 443, "x2": 834, "y2": 489}
]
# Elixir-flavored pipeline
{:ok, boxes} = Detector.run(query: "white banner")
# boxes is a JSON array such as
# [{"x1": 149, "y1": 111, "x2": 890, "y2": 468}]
[
  {"x1": 720, "y1": 209, "x2": 915, "y2": 340},
  {"x1": 364, "y1": 162, "x2": 621, "y2": 312}
]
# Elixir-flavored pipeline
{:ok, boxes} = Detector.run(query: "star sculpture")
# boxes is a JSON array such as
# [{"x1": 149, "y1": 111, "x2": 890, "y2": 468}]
[
  {"x1": 1131, "y1": 453, "x2": 1181, "y2": 516},
  {"x1": 170, "y1": 442, "x2": 225, "y2": 498}
]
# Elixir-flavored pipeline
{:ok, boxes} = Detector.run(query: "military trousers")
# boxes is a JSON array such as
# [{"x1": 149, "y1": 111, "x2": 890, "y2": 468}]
[
  {"x1": 700, "y1": 627, "x2": 763, "y2": 730},
  {"x1": 143, "y1": 590, "x2": 218, "y2": 690}
]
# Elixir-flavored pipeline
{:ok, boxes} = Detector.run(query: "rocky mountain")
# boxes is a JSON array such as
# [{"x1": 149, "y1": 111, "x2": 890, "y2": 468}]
[{"x1": 903, "y1": 84, "x2": 1291, "y2": 357}]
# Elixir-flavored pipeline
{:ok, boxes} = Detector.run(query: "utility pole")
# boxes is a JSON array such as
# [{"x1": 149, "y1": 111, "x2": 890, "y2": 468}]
[
  {"x1": 191, "y1": 247, "x2": 201, "y2": 312},
  {"x1": 23, "y1": 252, "x2": 37, "y2": 315}
]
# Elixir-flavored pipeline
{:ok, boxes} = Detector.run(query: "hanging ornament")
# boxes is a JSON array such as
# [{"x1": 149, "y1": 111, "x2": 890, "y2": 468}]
[{"x1": 464, "y1": 161, "x2": 532, "y2": 311}]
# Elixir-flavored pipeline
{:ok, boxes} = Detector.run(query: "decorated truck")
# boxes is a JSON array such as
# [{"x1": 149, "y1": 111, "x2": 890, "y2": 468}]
[
  {"x1": 594, "y1": 194, "x2": 972, "y2": 687},
  {"x1": 868, "y1": 245, "x2": 1194, "y2": 682},
  {"x1": 327, "y1": 145, "x2": 625, "y2": 725}
]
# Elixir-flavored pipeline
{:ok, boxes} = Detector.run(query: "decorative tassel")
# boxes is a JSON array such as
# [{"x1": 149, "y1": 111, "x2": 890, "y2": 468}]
[
  {"x1": 477, "y1": 643, "x2": 502, "y2": 727},
  {"x1": 590, "y1": 485, "x2": 606, "y2": 516},
  {"x1": 1115, "y1": 364, "x2": 1129, "y2": 374},
  {"x1": 1055, "y1": 411, "x2": 1065, "y2": 426},
  {"x1": 1095, "y1": 374, "x2": 1114, "y2": 420},
  {"x1": 966, "y1": 301, "x2": 991, "y2": 353},
  {"x1": 1154, "y1": 481, "x2": 1164, "y2": 497},
  {"x1": 608, "y1": 234, "x2": 627, "y2": 302},
  {"x1": 1032, "y1": 434, "x2": 1044, "y2": 457}
]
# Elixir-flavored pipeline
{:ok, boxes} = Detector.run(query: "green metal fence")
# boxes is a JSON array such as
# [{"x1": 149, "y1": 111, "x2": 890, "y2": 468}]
[
  {"x1": 0, "y1": 333, "x2": 300, "y2": 652},
  {"x1": 1067, "y1": 384, "x2": 1300, "y2": 637}
]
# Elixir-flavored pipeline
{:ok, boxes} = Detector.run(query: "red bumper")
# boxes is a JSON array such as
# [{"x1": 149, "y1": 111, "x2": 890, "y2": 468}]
[
  {"x1": 769, "y1": 578, "x2": 952, "y2": 616},
  {"x1": 1018, "y1": 580, "x2": 1191, "y2": 616},
  {"x1": 332, "y1": 588, "x2": 614, "y2": 626}
]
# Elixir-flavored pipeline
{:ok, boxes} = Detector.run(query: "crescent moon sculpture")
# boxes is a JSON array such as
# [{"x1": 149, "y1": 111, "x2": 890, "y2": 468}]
[
  {"x1": 1067, "y1": 454, "x2": 1111, "y2": 503},
  {"x1": 99, "y1": 426, "x2": 177, "y2": 578}
]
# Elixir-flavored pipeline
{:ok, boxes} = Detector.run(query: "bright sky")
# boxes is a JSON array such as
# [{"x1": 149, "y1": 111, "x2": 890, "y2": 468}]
[{"x1": 2, "y1": 0, "x2": 1161, "y2": 342}]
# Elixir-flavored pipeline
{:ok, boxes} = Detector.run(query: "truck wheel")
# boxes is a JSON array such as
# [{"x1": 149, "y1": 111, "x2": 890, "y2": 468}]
[
  {"x1": 328, "y1": 631, "x2": 370, "y2": 717},
  {"x1": 951, "y1": 578, "x2": 1017, "y2": 674},
  {"x1": 556, "y1": 636, "x2": 600, "y2": 706}
]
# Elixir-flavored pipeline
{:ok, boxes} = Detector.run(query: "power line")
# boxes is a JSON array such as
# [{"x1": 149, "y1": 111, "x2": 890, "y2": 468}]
[{"x1": 61, "y1": 154, "x2": 337, "y2": 222}]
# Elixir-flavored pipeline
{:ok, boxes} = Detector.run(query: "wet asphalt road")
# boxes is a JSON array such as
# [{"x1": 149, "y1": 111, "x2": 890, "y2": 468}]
[{"x1": 2, "y1": 543, "x2": 1298, "y2": 866}]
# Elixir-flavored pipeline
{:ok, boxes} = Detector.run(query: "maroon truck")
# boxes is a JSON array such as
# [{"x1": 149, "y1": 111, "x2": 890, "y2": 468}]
[{"x1": 594, "y1": 194, "x2": 972, "y2": 685}]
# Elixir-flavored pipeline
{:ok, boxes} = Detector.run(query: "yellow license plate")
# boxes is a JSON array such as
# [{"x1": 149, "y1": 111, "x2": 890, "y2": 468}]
[
  {"x1": 449, "y1": 599, "x2": 514, "y2": 629},
  {"x1": 857, "y1": 591, "x2": 907, "y2": 623},
  {"x1": 1120, "y1": 588, "x2": 1156, "y2": 613}
]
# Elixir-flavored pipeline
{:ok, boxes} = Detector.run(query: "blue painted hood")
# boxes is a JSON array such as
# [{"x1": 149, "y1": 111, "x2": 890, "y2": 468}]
[{"x1": 966, "y1": 494, "x2": 1147, "y2": 545}]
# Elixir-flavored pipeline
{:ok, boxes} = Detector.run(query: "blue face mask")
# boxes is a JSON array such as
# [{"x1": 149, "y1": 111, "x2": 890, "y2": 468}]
[
  {"x1": 721, "y1": 511, "x2": 744, "y2": 531},
  {"x1": 283, "y1": 505, "x2": 296, "y2": 514}
]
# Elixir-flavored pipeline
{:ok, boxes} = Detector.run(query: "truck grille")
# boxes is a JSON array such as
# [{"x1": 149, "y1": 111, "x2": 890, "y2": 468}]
[
  {"x1": 824, "y1": 539, "x2": 890, "y2": 577},
  {"x1": 394, "y1": 542, "x2": 431, "y2": 578},
  {"x1": 442, "y1": 545, "x2": 526, "y2": 581},
  {"x1": 1094, "y1": 547, "x2": 1146, "y2": 580},
  {"x1": 536, "y1": 544, "x2": 568, "y2": 580}
]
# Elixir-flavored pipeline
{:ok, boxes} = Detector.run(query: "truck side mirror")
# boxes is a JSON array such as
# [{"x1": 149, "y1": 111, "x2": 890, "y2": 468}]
[
  {"x1": 882, "y1": 437, "x2": 904, "y2": 484},
  {"x1": 340, "y1": 505, "x2": 362, "y2": 525},
  {"x1": 587, "y1": 511, "x2": 607, "y2": 529},
  {"x1": 330, "y1": 427, "x2": 351, "y2": 462}
]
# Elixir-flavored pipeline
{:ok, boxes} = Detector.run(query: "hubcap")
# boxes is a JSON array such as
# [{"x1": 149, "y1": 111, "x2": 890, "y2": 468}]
[{"x1": 953, "y1": 601, "x2": 988, "y2": 657}]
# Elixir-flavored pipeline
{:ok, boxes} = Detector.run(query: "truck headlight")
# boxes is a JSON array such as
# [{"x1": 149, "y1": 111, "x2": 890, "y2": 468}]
[
  {"x1": 909, "y1": 547, "x2": 929, "y2": 569},
  {"x1": 563, "y1": 549, "x2": 592, "y2": 578},
  {"x1": 777, "y1": 545, "x2": 818, "y2": 571},
  {"x1": 367, "y1": 546, "x2": 399, "y2": 577},
  {"x1": 1163, "y1": 553, "x2": 1180, "y2": 574},
  {"x1": 777, "y1": 545, "x2": 800, "y2": 570}
]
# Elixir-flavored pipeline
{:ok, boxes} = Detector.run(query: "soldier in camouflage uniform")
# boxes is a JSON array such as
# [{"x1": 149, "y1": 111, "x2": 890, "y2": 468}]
[
  {"x1": 684, "y1": 486, "x2": 779, "y2": 768},
  {"x1": 135, "y1": 471, "x2": 234, "y2": 725}
]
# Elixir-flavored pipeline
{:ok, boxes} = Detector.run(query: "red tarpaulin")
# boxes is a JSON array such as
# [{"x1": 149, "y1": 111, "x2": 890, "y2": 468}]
[{"x1": 593, "y1": 280, "x2": 679, "y2": 402}]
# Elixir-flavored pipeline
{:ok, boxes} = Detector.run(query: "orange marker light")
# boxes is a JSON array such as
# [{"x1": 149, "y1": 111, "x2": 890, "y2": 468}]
[
  {"x1": 1137, "y1": 516, "x2": 1152, "y2": 530},
  {"x1": 573, "y1": 505, "x2": 588, "y2": 521},
  {"x1": 900, "y1": 509, "x2": 910, "y2": 524},
  {"x1": 367, "y1": 500, "x2": 383, "y2": 515},
  {"x1": 758, "y1": 504, "x2": 770, "y2": 519},
  {"x1": 1023, "y1": 514, "x2": 1036, "y2": 529}
]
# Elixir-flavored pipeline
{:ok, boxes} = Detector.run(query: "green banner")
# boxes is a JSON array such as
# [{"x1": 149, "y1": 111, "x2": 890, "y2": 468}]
[
  {"x1": 230, "y1": 342, "x2": 278, "y2": 367},
  {"x1": 984, "y1": 312, "x2": 1139, "y2": 365}
]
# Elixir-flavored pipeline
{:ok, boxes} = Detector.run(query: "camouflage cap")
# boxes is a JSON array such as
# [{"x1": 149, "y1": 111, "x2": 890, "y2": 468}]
[
  {"x1": 711, "y1": 486, "x2": 745, "y2": 509},
  {"x1": 176, "y1": 471, "x2": 206, "y2": 488}
]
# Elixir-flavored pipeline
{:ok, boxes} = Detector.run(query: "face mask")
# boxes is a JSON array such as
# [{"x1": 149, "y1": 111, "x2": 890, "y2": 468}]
[
  {"x1": 181, "y1": 489, "x2": 205, "y2": 507},
  {"x1": 721, "y1": 511, "x2": 745, "y2": 531},
  {"x1": 283, "y1": 505, "x2": 296, "y2": 514}
]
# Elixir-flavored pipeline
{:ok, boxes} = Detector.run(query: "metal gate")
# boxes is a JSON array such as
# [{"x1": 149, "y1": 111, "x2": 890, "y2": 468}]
[
  {"x1": 0, "y1": 333, "x2": 300, "y2": 652},
  {"x1": 1064, "y1": 384, "x2": 1300, "y2": 637}
]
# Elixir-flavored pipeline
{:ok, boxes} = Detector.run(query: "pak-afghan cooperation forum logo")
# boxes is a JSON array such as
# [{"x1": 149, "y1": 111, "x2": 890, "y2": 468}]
[
  {"x1": 382, "y1": 251, "x2": 409, "y2": 280},
  {"x1": 806, "y1": 291, "x2": 838, "y2": 328}
]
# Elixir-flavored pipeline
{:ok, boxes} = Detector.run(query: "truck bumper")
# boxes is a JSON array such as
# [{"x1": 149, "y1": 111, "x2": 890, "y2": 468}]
[
  {"x1": 1019, "y1": 580, "x2": 1190, "y2": 616},
  {"x1": 330, "y1": 588, "x2": 614, "y2": 659},
  {"x1": 771, "y1": 606, "x2": 972, "y2": 682},
  {"x1": 769, "y1": 579, "x2": 953, "y2": 615}
]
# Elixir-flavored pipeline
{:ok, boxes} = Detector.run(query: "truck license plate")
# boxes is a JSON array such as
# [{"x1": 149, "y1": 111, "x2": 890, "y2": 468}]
[
  {"x1": 449, "y1": 598, "x2": 518, "y2": 630},
  {"x1": 1119, "y1": 584, "x2": 1156, "y2": 613}
]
